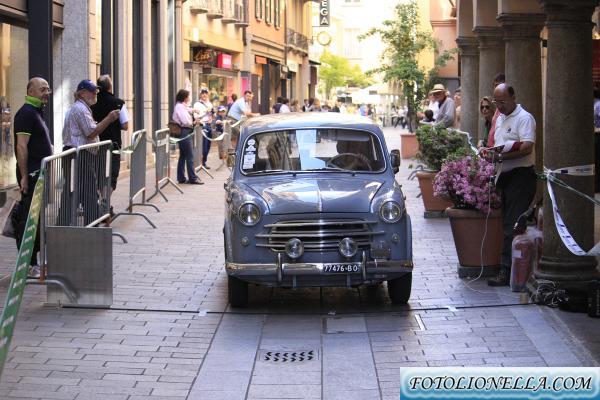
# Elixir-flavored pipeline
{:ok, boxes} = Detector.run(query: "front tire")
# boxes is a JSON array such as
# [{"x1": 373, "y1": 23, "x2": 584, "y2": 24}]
[
  {"x1": 387, "y1": 273, "x2": 412, "y2": 304},
  {"x1": 228, "y1": 275, "x2": 248, "y2": 307}
]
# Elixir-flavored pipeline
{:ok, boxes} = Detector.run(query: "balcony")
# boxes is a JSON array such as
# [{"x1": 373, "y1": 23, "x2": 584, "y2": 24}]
[
  {"x1": 206, "y1": 0, "x2": 224, "y2": 19},
  {"x1": 286, "y1": 28, "x2": 309, "y2": 54},
  {"x1": 190, "y1": 0, "x2": 209, "y2": 13},
  {"x1": 234, "y1": 0, "x2": 249, "y2": 27},
  {"x1": 222, "y1": 0, "x2": 237, "y2": 23}
]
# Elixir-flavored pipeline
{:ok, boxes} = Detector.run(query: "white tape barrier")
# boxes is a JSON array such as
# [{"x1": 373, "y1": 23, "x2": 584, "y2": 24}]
[{"x1": 545, "y1": 164, "x2": 600, "y2": 256}]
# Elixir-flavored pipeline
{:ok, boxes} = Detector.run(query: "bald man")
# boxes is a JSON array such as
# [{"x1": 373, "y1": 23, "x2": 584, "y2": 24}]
[
  {"x1": 487, "y1": 83, "x2": 536, "y2": 286},
  {"x1": 14, "y1": 77, "x2": 54, "y2": 277}
]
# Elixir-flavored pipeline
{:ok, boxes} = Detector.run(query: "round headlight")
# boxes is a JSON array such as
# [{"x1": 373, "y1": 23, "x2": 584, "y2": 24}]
[
  {"x1": 339, "y1": 237, "x2": 358, "y2": 258},
  {"x1": 380, "y1": 201, "x2": 403, "y2": 223},
  {"x1": 238, "y1": 203, "x2": 261, "y2": 226},
  {"x1": 285, "y1": 238, "x2": 304, "y2": 259}
]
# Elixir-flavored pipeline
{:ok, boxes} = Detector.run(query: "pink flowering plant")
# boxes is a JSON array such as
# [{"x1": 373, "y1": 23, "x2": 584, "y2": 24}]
[{"x1": 433, "y1": 155, "x2": 501, "y2": 213}]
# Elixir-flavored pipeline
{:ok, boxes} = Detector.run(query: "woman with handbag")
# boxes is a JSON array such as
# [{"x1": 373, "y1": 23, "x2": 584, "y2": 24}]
[{"x1": 172, "y1": 89, "x2": 203, "y2": 185}]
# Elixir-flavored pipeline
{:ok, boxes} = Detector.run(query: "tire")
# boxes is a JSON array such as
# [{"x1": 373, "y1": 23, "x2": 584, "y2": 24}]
[
  {"x1": 228, "y1": 275, "x2": 248, "y2": 307},
  {"x1": 387, "y1": 273, "x2": 412, "y2": 304}
]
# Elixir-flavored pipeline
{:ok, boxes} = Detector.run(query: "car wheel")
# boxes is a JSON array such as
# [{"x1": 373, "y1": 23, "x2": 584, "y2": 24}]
[
  {"x1": 228, "y1": 275, "x2": 248, "y2": 307},
  {"x1": 387, "y1": 273, "x2": 412, "y2": 304}
]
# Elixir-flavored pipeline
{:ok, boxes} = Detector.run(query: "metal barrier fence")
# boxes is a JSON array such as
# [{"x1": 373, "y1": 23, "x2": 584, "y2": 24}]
[
  {"x1": 75, "y1": 141, "x2": 112, "y2": 227},
  {"x1": 193, "y1": 125, "x2": 214, "y2": 179},
  {"x1": 148, "y1": 128, "x2": 183, "y2": 202},
  {"x1": 112, "y1": 130, "x2": 158, "y2": 228}
]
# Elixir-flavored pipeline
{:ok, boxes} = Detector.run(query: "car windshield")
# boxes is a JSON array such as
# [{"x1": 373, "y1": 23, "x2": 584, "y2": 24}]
[{"x1": 240, "y1": 129, "x2": 386, "y2": 174}]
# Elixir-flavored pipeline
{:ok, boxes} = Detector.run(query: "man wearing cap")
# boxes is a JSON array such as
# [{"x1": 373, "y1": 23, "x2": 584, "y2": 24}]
[
  {"x1": 62, "y1": 79, "x2": 120, "y2": 150},
  {"x1": 429, "y1": 83, "x2": 455, "y2": 129},
  {"x1": 193, "y1": 88, "x2": 213, "y2": 169}
]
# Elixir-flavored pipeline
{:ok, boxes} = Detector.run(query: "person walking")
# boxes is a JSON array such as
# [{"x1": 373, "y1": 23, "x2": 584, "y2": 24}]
[
  {"x1": 485, "y1": 84, "x2": 537, "y2": 286},
  {"x1": 193, "y1": 88, "x2": 214, "y2": 169},
  {"x1": 173, "y1": 89, "x2": 203, "y2": 185},
  {"x1": 429, "y1": 84, "x2": 455, "y2": 129},
  {"x1": 91, "y1": 75, "x2": 129, "y2": 191},
  {"x1": 13, "y1": 77, "x2": 53, "y2": 277}
]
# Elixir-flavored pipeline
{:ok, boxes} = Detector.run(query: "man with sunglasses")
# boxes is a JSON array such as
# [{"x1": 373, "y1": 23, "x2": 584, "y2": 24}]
[{"x1": 486, "y1": 83, "x2": 537, "y2": 286}]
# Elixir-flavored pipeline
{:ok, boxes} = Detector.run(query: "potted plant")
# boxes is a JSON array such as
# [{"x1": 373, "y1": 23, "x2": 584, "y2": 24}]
[
  {"x1": 414, "y1": 124, "x2": 466, "y2": 217},
  {"x1": 434, "y1": 155, "x2": 504, "y2": 276}
]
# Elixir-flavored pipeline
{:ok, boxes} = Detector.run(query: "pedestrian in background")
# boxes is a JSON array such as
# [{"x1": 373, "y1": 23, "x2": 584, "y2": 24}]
[
  {"x1": 193, "y1": 88, "x2": 214, "y2": 170},
  {"x1": 272, "y1": 96, "x2": 283, "y2": 113},
  {"x1": 454, "y1": 87, "x2": 462, "y2": 129},
  {"x1": 478, "y1": 96, "x2": 495, "y2": 147},
  {"x1": 13, "y1": 77, "x2": 53, "y2": 277},
  {"x1": 289, "y1": 99, "x2": 299, "y2": 112},
  {"x1": 279, "y1": 98, "x2": 291, "y2": 113},
  {"x1": 429, "y1": 84, "x2": 455, "y2": 129},
  {"x1": 227, "y1": 93, "x2": 237, "y2": 113},
  {"x1": 91, "y1": 75, "x2": 129, "y2": 191},
  {"x1": 485, "y1": 84, "x2": 536, "y2": 286},
  {"x1": 486, "y1": 73, "x2": 505, "y2": 147},
  {"x1": 227, "y1": 90, "x2": 259, "y2": 148},
  {"x1": 173, "y1": 89, "x2": 203, "y2": 185}
]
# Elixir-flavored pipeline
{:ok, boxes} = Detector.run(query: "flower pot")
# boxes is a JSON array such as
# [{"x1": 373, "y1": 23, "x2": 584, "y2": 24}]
[
  {"x1": 416, "y1": 171, "x2": 453, "y2": 214},
  {"x1": 400, "y1": 132, "x2": 419, "y2": 159},
  {"x1": 446, "y1": 207, "x2": 503, "y2": 267}
]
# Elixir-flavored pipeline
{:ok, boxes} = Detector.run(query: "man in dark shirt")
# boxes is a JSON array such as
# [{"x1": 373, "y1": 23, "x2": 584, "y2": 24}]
[
  {"x1": 13, "y1": 77, "x2": 53, "y2": 277},
  {"x1": 91, "y1": 75, "x2": 129, "y2": 191}
]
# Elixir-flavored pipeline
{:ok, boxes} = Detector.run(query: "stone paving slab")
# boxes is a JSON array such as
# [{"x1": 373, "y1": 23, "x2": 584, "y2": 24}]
[{"x1": 0, "y1": 126, "x2": 597, "y2": 400}]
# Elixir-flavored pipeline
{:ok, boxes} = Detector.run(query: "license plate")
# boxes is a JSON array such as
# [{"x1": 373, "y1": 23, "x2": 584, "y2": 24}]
[{"x1": 322, "y1": 263, "x2": 362, "y2": 274}]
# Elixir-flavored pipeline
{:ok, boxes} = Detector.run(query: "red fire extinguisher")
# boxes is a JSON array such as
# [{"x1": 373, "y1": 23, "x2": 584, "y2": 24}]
[{"x1": 510, "y1": 205, "x2": 543, "y2": 292}]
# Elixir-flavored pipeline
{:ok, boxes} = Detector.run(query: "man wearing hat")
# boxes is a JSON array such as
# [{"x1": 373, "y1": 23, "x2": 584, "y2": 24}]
[
  {"x1": 193, "y1": 87, "x2": 214, "y2": 169},
  {"x1": 429, "y1": 83, "x2": 455, "y2": 129},
  {"x1": 62, "y1": 79, "x2": 120, "y2": 150}
]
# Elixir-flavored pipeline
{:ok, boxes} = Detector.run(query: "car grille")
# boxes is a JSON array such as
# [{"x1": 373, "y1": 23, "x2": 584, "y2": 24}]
[{"x1": 255, "y1": 219, "x2": 384, "y2": 252}]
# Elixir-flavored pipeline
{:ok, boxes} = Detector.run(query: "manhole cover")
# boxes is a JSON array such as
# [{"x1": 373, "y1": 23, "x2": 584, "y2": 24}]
[{"x1": 258, "y1": 350, "x2": 319, "y2": 363}]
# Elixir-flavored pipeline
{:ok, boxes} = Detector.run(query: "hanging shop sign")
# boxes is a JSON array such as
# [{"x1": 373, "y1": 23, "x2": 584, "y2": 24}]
[
  {"x1": 193, "y1": 47, "x2": 216, "y2": 66},
  {"x1": 218, "y1": 53, "x2": 233, "y2": 69},
  {"x1": 319, "y1": 0, "x2": 330, "y2": 26}
]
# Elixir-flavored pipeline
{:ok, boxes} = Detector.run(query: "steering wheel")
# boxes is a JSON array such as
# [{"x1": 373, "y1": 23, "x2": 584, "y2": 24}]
[{"x1": 327, "y1": 153, "x2": 373, "y2": 171}]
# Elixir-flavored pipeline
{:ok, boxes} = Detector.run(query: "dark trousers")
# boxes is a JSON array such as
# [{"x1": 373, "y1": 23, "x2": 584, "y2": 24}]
[
  {"x1": 202, "y1": 125, "x2": 212, "y2": 166},
  {"x1": 595, "y1": 132, "x2": 600, "y2": 192},
  {"x1": 176, "y1": 128, "x2": 197, "y2": 183},
  {"x1": 111, "y1": 151, "x2": 121, "y2": 191},
  {"x1": 15, "y1": 173, "x2": 40, "y2": 266},
  {"x1": 496, "y1": 166, "x2": 537, "y2": 269}
]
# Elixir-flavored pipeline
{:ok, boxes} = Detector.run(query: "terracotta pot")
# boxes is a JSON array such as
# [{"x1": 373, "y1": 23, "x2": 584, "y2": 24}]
[
  {"x1": 416, "y1": 171, "x2": 454, "y2": 212},
  {"x1": 447, "y1": 207, "x2": 503, "y2": 267},
  {"x1": 400, "y1": 133, "x2": 419, "y2": 159}
]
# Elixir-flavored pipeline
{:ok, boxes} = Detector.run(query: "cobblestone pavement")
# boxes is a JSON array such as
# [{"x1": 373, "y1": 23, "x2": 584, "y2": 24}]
[{"x1": 0, "y1": 126, "x2": 597, "y2": 400}]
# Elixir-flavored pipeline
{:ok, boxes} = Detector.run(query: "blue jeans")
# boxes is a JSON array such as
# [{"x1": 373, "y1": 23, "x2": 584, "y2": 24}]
[
  {"x1": 177, "y1": 128, "x2": 198, "y2": 183},
  {"x1": 202, "y1": 125, "x2": 212, "y2": 166}
]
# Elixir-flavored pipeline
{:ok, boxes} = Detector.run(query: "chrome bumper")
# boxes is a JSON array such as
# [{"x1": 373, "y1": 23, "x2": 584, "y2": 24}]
[{"x1": 226, "y1": 251, "x2": 413, "y2": 283}]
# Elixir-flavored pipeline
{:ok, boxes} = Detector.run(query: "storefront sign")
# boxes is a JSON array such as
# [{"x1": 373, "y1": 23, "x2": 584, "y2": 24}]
[
  {"x1": 193, "y1": 47, "x2": 216, "y2": 66},
  {"x1": 218, "y1": 53, "x2": 233, "y2": 69},
  {"x1": 319, "y1": 0, "x2": 330, "y2": 26},
  {"x1": 255, "y1": 55, "x2": 268, "y2": 64}
]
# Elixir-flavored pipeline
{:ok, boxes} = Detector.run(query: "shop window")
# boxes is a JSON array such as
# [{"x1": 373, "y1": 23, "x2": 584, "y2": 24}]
[
  {"x1": 255, "y1": 0, "x2": 263, "y2": 19},
  {"x1": 0, "y1": 23, "x2": 29, "y2": 189}
]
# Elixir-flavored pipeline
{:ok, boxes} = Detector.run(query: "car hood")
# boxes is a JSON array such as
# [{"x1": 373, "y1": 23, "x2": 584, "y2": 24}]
[{"x1": 243, "y1": 177, "x2": 383, "y2": 214}]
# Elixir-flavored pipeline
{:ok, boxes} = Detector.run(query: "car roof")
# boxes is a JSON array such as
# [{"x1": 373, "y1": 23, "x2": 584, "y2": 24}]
[{"x1": 241, "y1": 112, "x2": 382, "y2": 137}]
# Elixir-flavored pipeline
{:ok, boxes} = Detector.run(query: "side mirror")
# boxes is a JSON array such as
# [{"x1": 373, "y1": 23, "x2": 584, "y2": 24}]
[
  {"x1": 390, "y1": 149, "x2": 401, "y2": 174},
  {"x1": 227, "y1": 149, "x2": 236, "y2": 168}
]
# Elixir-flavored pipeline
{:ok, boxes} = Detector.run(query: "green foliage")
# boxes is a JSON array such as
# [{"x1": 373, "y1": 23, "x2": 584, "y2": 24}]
[
  {"x1": 359, "y1": 0, "x2": 456, "y2": 131},
  {"x1": 319, "y1": 51, "x2": 372, "y2": 99},
  {"x1": 415, "y1": 124, "x2": 468, "y2": 171}
]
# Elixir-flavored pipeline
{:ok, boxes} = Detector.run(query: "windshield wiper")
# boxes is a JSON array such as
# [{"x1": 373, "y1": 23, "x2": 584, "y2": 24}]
[
  {"x1": 245, "y1": 169, "x2": 290, "y2": 175},
  {"x1": 305, "y1": 167, "x2": 355, "y2": 174}
]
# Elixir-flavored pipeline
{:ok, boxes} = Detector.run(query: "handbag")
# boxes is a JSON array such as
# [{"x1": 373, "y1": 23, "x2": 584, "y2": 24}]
[
  {"x1": 1, "y1": 200, "x2": 20, "y2": 239},
  {"x1": 167, "y1": 120, "x2": 182, "y2": 138}
]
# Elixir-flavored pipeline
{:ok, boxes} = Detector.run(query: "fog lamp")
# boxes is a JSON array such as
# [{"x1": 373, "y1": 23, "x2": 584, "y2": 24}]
[
  {"x1": 339, "y1": 237, "x2": 358, "y2": 258},
  {"x1": 285, "y1": 238, "x2": 304, "y2": 259}
]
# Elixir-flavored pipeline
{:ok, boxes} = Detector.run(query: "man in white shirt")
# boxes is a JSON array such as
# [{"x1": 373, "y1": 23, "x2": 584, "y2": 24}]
[
  {"x1": 486, "y1": 83, "x2": 537, "y2": 286},
  {"x1": 227, "y1": 90, "x2": 259, "y2": 147},
  {"x1": 429, "y1": 84, "x2": 454, "y2": 128},
  {"x1": 193, "y1": 88, "x2": 214, "y2": 168}
]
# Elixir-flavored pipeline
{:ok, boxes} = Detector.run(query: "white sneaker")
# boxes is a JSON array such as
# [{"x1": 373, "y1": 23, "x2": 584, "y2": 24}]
[{"x1": 27, "y1": 264, "x2": 41, "y2": 278}]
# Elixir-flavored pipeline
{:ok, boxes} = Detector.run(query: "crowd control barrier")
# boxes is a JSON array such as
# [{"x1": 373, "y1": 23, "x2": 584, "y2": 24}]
[
  {"x1": 148, "y1": 128, "x2": 183, "y2": 202},
  {"x1": 193, "y1": 125, "x2": 214, "y2": 179},
  {"x1": 112, "y1": 130, "x2": 158, "y2": 228}
]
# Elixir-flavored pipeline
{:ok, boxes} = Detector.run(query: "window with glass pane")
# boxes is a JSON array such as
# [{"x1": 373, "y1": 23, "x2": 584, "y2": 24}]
[
  {"x1": 241, "y1": 129, "x2": 385, "y2": 174},
  {"x1": 274, "y1": 0, "x2": 280, "y2": 27},
  {"x1": 255, "y1": 0, "x2": 263, "y2": 19},
  {"x1": 265, "y1": 0, "x2": 272, "y2": 24}
]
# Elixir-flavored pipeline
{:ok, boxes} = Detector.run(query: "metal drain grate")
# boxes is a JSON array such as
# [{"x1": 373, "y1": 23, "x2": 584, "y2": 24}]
[{"x1": 259, "y1": 350, "x2": 319, "y2": 363}]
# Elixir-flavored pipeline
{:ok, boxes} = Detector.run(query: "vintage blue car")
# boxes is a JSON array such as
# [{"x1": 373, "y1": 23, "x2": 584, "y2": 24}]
[{"x1": 223, "y1": 113, "x2": 413, "y2": 306}]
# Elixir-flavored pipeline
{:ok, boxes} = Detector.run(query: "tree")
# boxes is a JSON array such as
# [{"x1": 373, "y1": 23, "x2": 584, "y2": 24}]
[
  {"x1": 360, "y1": 0, "x2": 455, "y2": 132},
  {"x1": 319, "y1": 50, "x2": 371, "y2": 100}
]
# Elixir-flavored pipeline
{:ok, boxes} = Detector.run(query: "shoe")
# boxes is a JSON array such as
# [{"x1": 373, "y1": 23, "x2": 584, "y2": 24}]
[
  {"x1": 109, "y1": 206, "x2": 115, "y2": 218},
  {"x1": 203, "y1": 164, "x2": 211, "y2": 170},
  {"x1": 487, "y1": 268, "x2": 510, "y2": 286},
  {"x1": 177, "y1": 180, "x2": 186, "y2": 184},
  {"x1": 27, "y1": 264, "x2": 41, "y2": 279},
  {"x1": 188, "y1": 180, "x2": 204, "y2": 185}
]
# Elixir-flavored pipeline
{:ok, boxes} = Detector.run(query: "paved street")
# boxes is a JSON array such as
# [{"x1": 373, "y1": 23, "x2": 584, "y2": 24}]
[{"x1": 0, "y1": 126, "x2": 598, "y2": 400}]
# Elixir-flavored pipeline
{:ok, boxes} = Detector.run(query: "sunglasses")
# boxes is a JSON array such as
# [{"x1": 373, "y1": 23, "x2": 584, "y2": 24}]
[{"x1": 480, "y1": 105, "x2": 491, "y2": 110}]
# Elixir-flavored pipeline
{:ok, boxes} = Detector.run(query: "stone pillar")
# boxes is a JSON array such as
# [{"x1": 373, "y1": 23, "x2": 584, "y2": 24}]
[
  {"x1": 174, "y1": 0, "x2": 184, "y2": 91},
  {"x1": 474, "y1": 27, "x2": 505, "y2": 142},
  {"x1": 536, "y1": 0, "x2": 598, "y2": 286},
  {"x1": 455, "y1": 37, "x2": 479, "y2": 139},
  {"x1": 498, "y1": 13, "x2": 545, "y2": 171}
]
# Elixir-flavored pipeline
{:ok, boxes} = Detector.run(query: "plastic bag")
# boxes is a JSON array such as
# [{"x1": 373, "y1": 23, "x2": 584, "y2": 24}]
[{"x1": 1, "y1": 200, "x2": 20, "y2": 239}]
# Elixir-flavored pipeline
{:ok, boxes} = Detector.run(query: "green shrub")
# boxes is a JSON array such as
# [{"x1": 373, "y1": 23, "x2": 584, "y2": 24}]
[{"x1": 415, "y1": 124, "x2": 469, "y2": 171}]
